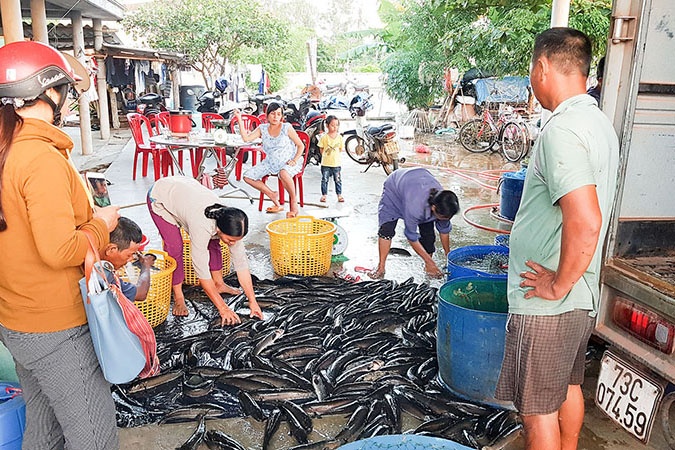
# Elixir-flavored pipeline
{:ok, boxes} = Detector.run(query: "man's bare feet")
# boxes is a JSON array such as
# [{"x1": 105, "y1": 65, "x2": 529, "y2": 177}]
[
  {"x1": 172, "y1": 300, "x2": 189, "y2": 316},
  {"x1": 217, "y1": 283, "x2": 242, "y2": 296}
]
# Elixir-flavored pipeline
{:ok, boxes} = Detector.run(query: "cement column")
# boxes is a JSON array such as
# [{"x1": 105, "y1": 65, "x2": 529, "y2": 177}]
[
  {"x1": 71, "y1": 11, "x2": 93, "y2": 156},
  {"x1": 30, "y1": 0, "x2": 49, "y2": 44},
  {"x1": 550, "y1": 0, "x2": 571, "y2": 27},
  {"x1": 0, "y1": 0, "x2": 24, "y2": 43},
  {"x1": 93, "y1": 19, "x2": 111, "y2": 138}
]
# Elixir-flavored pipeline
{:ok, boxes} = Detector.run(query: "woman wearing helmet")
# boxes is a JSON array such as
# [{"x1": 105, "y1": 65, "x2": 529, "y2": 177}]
[{"x1": 0, "y1": 42, "x2": 120, "y2": 449}]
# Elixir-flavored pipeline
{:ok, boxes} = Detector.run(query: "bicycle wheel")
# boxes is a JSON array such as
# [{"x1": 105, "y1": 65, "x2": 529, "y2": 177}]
[
  {"x1": 459, "y1": 119, "x2": 497, "y2": 153},
  {"x1": 345, "y1": 135, "x2": 370, "y2": 165},
  {"x1": 500, "y1": 121, "x2": 528, "y2": 162}
]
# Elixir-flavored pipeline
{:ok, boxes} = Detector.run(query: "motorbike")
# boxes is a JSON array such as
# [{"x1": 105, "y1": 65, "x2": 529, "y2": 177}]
[
  {"x1": 247, "y1": 93, "x2": 282, "y2": 117},
  {"x1": 302, "y1": 110, "x2": 327, "y2": 166},
  {"x1": 196, "y1": 90, "x2": 221, "y2": 114},
  {"x1": 136, "y1": 92, "x2": 167, "y2": 116},
  {"x1": 283, "y1": 93, "x2": 315, "y2": 129},
  {"x1": 342, "y1": 94, "x2": 403, "y2": 175}
]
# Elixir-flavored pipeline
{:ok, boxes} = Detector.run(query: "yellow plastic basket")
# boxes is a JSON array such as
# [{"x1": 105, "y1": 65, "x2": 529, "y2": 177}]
[
  {"x1": 120, "y1": 249, "x2": 176, "y2": 328},
  {"x1": 180, "y1": 228, "x2": 231, "y2": 286},
  {"x1": 266, "y1": 216, "x2": 336, "y2": 276}
]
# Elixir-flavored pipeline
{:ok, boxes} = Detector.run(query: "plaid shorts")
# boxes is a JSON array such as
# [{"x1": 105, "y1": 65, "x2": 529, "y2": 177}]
[{"x1": 495, "y1": 309, "x2": 595, "y2": 415}]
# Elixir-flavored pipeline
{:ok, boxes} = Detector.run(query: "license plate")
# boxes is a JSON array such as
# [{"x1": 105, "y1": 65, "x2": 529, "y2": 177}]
[
  {"x1": 384, "y1": 141, "x2": 399, "y2": 155},
  {"x1": 595, "y1": 351, "x2": 664, "y2": 443}
]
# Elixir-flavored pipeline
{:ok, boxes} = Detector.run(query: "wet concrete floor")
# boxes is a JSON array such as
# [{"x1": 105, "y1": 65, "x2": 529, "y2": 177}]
[{"x1": 85, "y1": 124, "x2": 671, "y2": 449}]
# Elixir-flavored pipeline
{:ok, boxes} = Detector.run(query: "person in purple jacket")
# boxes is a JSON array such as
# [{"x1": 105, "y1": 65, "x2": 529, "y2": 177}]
[{"x1": 370, "y1": 168, "x2": 459, "y2": 278}]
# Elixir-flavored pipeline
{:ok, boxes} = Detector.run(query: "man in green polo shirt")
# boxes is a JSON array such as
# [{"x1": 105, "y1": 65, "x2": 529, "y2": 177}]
[{"x1": 495, "y1": 28, "x2": 619, "y2": 450}]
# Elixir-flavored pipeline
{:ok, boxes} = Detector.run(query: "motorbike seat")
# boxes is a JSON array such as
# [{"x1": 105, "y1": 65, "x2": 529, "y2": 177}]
[
  {"x1": 368, "y1": 124, "x2": 395, "y2": 135},
  {"x1": 139, "y1": 92, "x2": 162, "y2": 103}
]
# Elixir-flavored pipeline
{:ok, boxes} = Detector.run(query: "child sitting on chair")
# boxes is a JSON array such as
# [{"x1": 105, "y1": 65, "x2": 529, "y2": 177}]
[{"x1": 318, "y1": 115, "x2": 345, "y2": 203}]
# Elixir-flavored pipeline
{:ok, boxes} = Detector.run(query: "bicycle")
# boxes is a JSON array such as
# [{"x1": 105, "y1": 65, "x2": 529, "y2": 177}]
[{"x1": 459, "y1": 106, "x2": 530, "y2": 162}]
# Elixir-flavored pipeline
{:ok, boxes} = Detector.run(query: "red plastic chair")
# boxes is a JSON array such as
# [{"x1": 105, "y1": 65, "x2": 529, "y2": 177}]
[
  {"x1": 127, "y1": 113, "x2": 174, "y2": 180},
  {"x1": 257, "y1": 113, "x2": 267, "y2": 124},
  {"x1": 258, "y1": 131, "x2": 310, "y2": 211},
  {"x1": 230, "y1": 114, "x2": 263, "y2": 181},
  {"x1": 187, "y1": 112, "x2": 226, "y2": 178},
  {"x1": 201, "y1": 112, "x2": 224, "y2": 131}
]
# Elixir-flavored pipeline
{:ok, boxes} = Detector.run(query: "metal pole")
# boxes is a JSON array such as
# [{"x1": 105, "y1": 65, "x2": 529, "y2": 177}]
[
  {"x1": 71, "y1": 10, "x2": 93, "y2": 156},
  {"x1": 30, "y1": 0, "x2": 48, "y2": 44},
  {"x1": 551, "y1": 0, "x2": 571, "y2": 27},
  {"x1": 93, "y1": 19, "x2": 110, "y2": 139},
  {"x1": 540, "y1": 0, "x2": 572, "y2": 125},
  {"x1": 0, "y1": 0, "x2": 24, "y2": 43}
]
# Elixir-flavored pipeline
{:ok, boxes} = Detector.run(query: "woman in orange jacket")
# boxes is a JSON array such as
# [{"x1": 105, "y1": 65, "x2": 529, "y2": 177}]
[{"x1": 0, "y1": 42, "x2": 120, "y2": 449}]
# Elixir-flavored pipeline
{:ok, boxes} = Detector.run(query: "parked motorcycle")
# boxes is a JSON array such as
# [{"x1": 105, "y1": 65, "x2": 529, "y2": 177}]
[
  {"x1": 283, "y1": 93, "x2": 315, "y2": 129},
  {"x1": 136, "y1": 92, "x2": 167, "y2": 116},
  {"x1": 196, "y1": 90, "x2": 221, "y2": 114},
  {"x1": 303, "y1": 110, "x2": 327, "y2": 165},
  {"x1": 247, "y1": 93, "x2": 282, "y2": 117},
  {"x1": 343, "y1": 94, "x2": 403, "y2": 175}
]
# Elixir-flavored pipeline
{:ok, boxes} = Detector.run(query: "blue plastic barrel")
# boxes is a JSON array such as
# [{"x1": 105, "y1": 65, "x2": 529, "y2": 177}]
[
  {"x1": 0, "y1": 382, "x2": 25, "y2": 450},
  {"x1": 446, "y1": 245, "x2": 509, "y2": 281},
  {"x1": 500, "y1": 169, "x2": 526, "y2": 221},
  {"x1": 437, "y1": 277, "x2": 514, "y2": 409},
  {"x1": 337, "y1": 434, "x2": 472, "y2": 450}
]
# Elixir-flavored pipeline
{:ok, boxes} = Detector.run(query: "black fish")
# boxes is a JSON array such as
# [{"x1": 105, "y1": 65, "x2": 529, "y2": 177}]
[
  {"x1": 277, "y1": 399, "x2": 313, "y2": 434},
  {"x1": 238, "y1": 391, "x2": 265, "y2": 422},
  {"x1": 160, "y1": 404, "x2": 228, "y2": 424},
  {"x1": 204, "y1": 430, "x2": 246, "y2": 450},
  {"x1": 176, "y1": 413, "x2": 206, "y2": 450},
  {"x1": 262, "y1": 408, "x2": 282, "y2": 450},
  {"x1": 334, "y1": 404, "x2": 368, "y2": 442}
]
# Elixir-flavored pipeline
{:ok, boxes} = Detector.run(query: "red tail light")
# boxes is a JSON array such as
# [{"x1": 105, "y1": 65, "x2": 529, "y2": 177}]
[
  {"x1": 612, "y1": 296, "x2": 675, "y2": 354},
  {"x1": 383, "y1": 132, "x2": 396, "y2": 141}
]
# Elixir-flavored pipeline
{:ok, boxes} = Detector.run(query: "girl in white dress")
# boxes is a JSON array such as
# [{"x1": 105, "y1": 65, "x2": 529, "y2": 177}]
[{"x1": 234, "y1": 102, "x2": 304, "y2": 218}]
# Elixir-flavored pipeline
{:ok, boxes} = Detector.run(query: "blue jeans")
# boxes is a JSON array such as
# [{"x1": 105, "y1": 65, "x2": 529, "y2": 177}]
[{"x1": 321, "y1": 166, "x2": 342, "y2": 196}]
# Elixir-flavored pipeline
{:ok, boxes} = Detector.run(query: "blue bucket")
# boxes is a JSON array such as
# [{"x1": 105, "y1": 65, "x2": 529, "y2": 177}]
[
  {"x1": 437, "y1": 277, "x2": 513, "y2": 409},
  {"x1": 446, "y1": 245, "x2": 509, "y2": 281},
  {"x1": 337, "y1": 434, "x2": 472, "y2": 450},
  {"x1": 0, "y1": 382, "x2": 25, "y2": 450},
  {"x1": 499, "y1": 169, "x2": 526, "y2": 221}
]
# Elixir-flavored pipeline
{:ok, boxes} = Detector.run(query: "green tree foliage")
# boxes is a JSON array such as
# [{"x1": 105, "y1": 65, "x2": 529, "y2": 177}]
[
  {"x1": 379, "y1": 0, "x2": 611, "y2": 109},
  {"x1": 123, "y1": 0, "x2": 289, "y2": 88}
]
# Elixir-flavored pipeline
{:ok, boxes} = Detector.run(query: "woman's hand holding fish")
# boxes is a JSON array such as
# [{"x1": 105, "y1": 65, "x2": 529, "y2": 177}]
[
  {"x1": 217, "y1": 305, "x2": 241, "y2": 326},
  {"x1": 249, "y1": 300, "x2": 263, "y2": 320}
]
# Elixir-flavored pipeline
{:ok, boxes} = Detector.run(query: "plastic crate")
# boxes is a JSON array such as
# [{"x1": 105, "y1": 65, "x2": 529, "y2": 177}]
[
  {"x1": 180, "y1": 228, "x2": 231, "y2": 286},
  {"x1": 266, "y1": 216, "x2": 336, "y2": 276},
  {"x1": 120, "y1": 250, "x2": 176, "y2": 328}
]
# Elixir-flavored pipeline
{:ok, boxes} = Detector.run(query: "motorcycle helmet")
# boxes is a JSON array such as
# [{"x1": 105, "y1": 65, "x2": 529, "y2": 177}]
[
  {"x1": 215, "y1": 77, "x2": 229, "y2": 93},
  {"x1": 0, "y1": 41, "x2": 81, "y2": 124}
]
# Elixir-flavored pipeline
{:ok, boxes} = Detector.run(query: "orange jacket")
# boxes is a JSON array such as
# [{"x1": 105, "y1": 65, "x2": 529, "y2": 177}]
[{"x1": 0, "y1": 118, "x2": 109, "y2": 332}]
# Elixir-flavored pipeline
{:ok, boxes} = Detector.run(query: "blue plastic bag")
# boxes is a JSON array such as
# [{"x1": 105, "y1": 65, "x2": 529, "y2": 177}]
[{"x1": 79, "y1": 257, "x2": 145, "y2": 385}]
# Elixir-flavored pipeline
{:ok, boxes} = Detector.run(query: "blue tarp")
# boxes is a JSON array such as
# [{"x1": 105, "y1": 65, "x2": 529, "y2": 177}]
[{"x1": 474, "y1": 76, "x2": 530, "y2": 104}]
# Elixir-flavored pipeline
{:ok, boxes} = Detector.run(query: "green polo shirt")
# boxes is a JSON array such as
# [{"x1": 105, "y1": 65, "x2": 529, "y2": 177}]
[{"x1": 507, "y1": 94, "x2": 619, "y2": 316}]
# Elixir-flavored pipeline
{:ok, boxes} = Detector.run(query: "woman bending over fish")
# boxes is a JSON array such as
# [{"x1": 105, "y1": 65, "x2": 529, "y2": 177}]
[
  {"x1": 371, "y1": 167, "x2": 460, "y2": 279},
  {"x1": 148, "y1": 176, "x2": 262, "y2": 325}
]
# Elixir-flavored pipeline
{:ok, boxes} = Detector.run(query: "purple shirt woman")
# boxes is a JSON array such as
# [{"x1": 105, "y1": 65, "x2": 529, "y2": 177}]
[{"x1": 371, "y1": 168, "x2": 459, "y2": 278}]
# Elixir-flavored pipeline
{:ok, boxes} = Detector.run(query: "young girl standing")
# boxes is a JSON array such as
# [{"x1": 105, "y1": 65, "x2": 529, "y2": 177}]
[{"x1": 318, "y1": 115, "x2": 345, "y2": 202}]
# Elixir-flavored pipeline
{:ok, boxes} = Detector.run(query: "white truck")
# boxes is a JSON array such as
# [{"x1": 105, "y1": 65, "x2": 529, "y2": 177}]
[{"x1": 594, "y1": 0, "x2": 675, "y2": 447}]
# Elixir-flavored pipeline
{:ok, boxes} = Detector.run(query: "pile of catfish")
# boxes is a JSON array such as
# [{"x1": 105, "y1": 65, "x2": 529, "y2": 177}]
[{"x1": 114, "y1": 276, "x2": 520, "y2": 449}]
